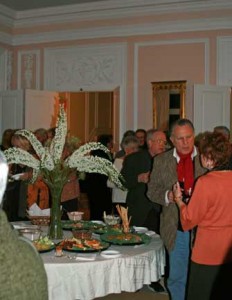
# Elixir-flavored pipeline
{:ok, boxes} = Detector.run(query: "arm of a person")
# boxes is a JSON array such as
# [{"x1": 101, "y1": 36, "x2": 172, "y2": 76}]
[
  {"x1": 121, "y1": 154, "x2": 140, "y2": 189},
  {"x1": 178, "y1": 177, "x2": 209, "y2": 231},
  {"x1": 147, "y1": 156, "x2": 173, "y2": 206}
]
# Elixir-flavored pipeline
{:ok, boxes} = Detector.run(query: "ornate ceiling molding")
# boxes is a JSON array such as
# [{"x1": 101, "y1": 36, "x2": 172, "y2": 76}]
[
  {"x1": 0, "y1": 0, "x2": 232, "y2": 28},
  {"x1": 6, "y1": 17, "x2": 232, "y2": 46}
]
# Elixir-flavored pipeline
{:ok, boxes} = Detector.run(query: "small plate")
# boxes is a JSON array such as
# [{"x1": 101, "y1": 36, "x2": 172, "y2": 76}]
[
  {"x1": 91, "y1": 220, "x2": 105, "y2": 225},
  {"x1": 100, "y1": 250, "x2": 121, "y2": 259},
  {"x1": 133, "y1": 226, "x2": 148, "y2": 234}
]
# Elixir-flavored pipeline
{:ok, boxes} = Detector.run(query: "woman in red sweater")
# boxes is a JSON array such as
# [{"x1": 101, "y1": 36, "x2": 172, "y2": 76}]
[{"x1": 173, "y1": 131, "x2": 232, "y2": 300}]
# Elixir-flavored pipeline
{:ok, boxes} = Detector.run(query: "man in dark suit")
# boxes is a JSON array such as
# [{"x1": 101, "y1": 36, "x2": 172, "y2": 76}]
[
  {"x1": 147, "y1": 119, "x2": 206, "y2": 300},
  {"x1": 121, "y1": 129, "x2": 167, "y2": 227},
  {"x1": 121, "y1": 129, "x2": 167, "y2": 293}
]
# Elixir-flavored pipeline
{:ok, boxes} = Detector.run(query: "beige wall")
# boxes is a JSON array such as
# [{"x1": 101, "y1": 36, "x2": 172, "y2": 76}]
[{"x1": 1, "y1": 3, "x2": 232, "y2": 133}]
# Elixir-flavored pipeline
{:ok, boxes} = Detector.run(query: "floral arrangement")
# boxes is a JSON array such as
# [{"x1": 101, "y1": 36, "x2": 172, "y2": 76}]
[
  {"x1": 4, "y1": 105, "x2": 124, "y2": 190},
  {"x1": 4, "y1": 105, "x2": 125, "y2": 239}
]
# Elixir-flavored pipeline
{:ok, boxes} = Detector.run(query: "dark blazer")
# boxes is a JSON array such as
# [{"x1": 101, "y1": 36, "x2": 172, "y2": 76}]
[
  {"x1": 147, "y1": 148, "x2": 206, "y2": 252},
  {"x1": 121, "y1": 150, "x2": 153, "y2": 226}
]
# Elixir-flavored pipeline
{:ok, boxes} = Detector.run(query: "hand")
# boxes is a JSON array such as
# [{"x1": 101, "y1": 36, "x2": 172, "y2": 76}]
[
  {"x1": 167, "y1": 190, "x2": 174, "y2": 203},
  {"x1": 173, "y1": 182, "x2": 182, "y2": 199},
  {"x1": 173, "y1": 182, "x2": 184, "y2": 206},
  {"x1": 138, "y1": 172, "x2": 150, "y2": 183}
]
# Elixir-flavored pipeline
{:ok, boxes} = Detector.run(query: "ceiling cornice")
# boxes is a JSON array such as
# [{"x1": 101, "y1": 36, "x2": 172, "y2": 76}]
[
  {"x1": 0, "y1": 32, "x2": 13, "y2": 45},
  {"x1": 0, "y1": 0, "x2": 232, "y2": 28},
  {"x1": 0, "y1": 4, "x2": 15, "y2": 27},
  {"x1": 4, "y1": 16, "x2": 231, "y2": 46}
]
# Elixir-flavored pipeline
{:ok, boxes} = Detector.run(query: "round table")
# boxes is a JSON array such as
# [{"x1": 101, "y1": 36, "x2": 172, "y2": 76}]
[{"x1": 41, "y1": 232, "x2": 165, "y2": 300}]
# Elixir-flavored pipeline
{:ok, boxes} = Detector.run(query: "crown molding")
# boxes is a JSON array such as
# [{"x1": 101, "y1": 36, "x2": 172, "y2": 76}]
[
  {"x1": 0, "y1": 0, "x2": 232, "y2": 28},
  {"x1": 0, "y1": 32, "x2": 13, "y2": 45},
  {"x1": 0, "y1": 4, "x2": 15, "y2": 27},
  {"x1": 8, "y1": 17, "x2": 232, "y2": 46}
]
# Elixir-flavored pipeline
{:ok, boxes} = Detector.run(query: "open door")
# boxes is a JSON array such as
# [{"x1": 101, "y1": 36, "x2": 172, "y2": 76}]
[
  {"x1": 193, "y1": 84, "x2": 231, "y2": 135},
  {"x1": 0, "y1": 90, "x2": 24, "y2": 137},
  {"x1": 0, "y1": 89, "x2": 58, "y2": 137}
]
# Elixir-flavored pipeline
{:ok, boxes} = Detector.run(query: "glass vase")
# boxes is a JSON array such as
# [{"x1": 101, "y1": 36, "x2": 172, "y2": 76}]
[{"x1": 48, "y1": 182, "x2": 64, "y2": 239}]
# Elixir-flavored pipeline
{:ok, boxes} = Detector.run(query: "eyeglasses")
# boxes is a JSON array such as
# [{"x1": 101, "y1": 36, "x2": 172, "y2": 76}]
[{"x1": 151, "y1": 139, "x2": 167, "y2": 145}]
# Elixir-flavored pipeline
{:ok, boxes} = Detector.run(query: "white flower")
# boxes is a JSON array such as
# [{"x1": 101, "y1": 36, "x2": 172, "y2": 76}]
[
  {"x1": 14, "y1": 129, "x2": 45, "y2": 159},
  {"x1": 3, "y1": 105, "x2": 125, "y2": 190},
  {"x1": 4, "y1": 147, "x2": 40, "y2": 169},
  {"x1": 50, "y1": 106, "x2": 67, "y2": 163}
]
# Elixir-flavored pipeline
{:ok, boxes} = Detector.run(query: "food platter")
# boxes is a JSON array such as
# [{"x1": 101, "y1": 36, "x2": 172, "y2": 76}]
[
  {"x1": 62, "y1": 220, "x2": 105, "y2": 231},
  {"x1": 33, "y1": 236, "x2": 55, "y2": 253},
  {"x1": 94, "y1": 225, "x2": 134, "y2": 235},
  {"x1": 100, "y1": 233, "x2": 151, "y2": 245},
  {"x1": 59, "y1": 237, "x2": 110, "y2": 253}
]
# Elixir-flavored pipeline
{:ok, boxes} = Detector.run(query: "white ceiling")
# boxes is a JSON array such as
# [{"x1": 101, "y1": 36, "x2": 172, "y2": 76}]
[{"x1": 0, "y1": 0, "x2": 107, "y2": 11}]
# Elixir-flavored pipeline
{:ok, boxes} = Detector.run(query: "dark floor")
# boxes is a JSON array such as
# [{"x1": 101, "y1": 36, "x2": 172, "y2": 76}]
[
  {"x1": 96, "y1": 279, "x2": 169, "y2": 300},
  {"x1": 96, "y1": 285, "x2": 169, "y2": 300}
]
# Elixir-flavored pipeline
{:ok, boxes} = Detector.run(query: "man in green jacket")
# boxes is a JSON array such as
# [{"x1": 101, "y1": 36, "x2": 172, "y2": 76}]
[{"x1": 0, "y1": 151, "x2": 48, "y2": 300}]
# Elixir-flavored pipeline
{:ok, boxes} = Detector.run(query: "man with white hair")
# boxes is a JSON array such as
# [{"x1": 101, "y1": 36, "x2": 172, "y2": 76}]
[{"x1": 0, "y1": 151, "x2": 48, "y2": 300}]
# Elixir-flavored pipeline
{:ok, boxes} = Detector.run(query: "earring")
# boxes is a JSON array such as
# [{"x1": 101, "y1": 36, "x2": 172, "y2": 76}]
[{"x1": 207, "y1": 163, "x2": 212, "y2": 170}]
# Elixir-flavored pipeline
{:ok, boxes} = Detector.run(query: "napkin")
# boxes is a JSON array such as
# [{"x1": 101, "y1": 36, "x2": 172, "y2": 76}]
[{"x1": 28, "y1": 203, "x2": 50, "y2": 216}]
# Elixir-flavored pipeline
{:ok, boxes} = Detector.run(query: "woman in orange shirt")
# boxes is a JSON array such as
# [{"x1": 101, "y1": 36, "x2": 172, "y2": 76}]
[{"x1": 173, "y1": 131, "x2": 232, "y2": 300}]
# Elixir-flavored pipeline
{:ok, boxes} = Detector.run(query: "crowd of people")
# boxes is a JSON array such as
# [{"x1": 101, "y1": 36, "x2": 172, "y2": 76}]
[{"x1": 1, "y1": 120, "x2": 232, "y2": 299}]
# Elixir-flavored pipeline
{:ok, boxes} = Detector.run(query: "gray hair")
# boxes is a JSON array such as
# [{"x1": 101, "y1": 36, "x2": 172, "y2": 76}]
[
  {"x1": 170, "y1": 119, "x2": 194, "y2": 136},
  {"x1": 121, "y1": 135, "x2": 139, "y2": 150},
  {"x1": 0, "y1": 151, "x2": 8, "y2": 205},
  {"x1": 146, "y1": 129, "x2": 160, "y2": 143},
  {"x1": 213, "y1": 126, "x2": 230, "y2": 140}
]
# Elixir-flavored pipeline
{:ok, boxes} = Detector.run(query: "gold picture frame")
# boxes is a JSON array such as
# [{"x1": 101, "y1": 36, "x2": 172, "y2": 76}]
[{"x1": 152, "y1": 80, "x2": 186, "y2": 130}]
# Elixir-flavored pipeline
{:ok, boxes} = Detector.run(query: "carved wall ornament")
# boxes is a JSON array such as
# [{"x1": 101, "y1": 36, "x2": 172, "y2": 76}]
[
  {"x1": 17, "y1": 50, "x2": 40, "y2": 89},
  {"x1": 44, "y1": 44, "x2": 125, "y2": 91},
  {"x1": 6, "y1": 50, "x2": 13, "y2": 90}
]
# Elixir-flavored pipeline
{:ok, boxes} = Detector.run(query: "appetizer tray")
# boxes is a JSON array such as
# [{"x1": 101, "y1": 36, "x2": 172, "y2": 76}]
[
  {"x1": 100, "y1": 232, "x2": 151, "y2": 246},
  {"x1": 59, "y1": 237, "x2": 109, "y2": 253},
  {"x1": 94, "y1": 225, "x2": 134, "y2": 235},
  {"x1": 62, "y1": 220, "x2": 105, "y2": 231}
]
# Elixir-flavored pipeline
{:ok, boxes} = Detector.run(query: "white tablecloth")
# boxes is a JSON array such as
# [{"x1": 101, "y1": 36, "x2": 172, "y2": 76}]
[{"x1": 41, "y1": 234, "x2": 165, "y2": 300}]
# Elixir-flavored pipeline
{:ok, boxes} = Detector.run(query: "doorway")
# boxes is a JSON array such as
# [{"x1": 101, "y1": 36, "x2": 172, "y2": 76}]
[
  {"x1": 0, "y1": 88, "x2": 120, "y2": 150},
  {"x1": 58, "y1": 91, "x2": 121, "y2": 149}
]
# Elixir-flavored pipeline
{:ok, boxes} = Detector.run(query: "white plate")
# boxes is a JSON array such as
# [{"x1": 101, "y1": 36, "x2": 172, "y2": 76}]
[
  {"x1": 91, "y1": 220, "x2": 105, "y2": 225},
  {"x1": 100, "y1": 250, "x2": 121, "y2": 259},
  {"x1": 11, "y1": 173, "x2": 25, "y2": 180},
  {"x1": 12, "y1": 223, "x2": 40, "y2": 230},
  {"x1": 133, "y1": 226, "x2": 148, "y2": 233}
]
